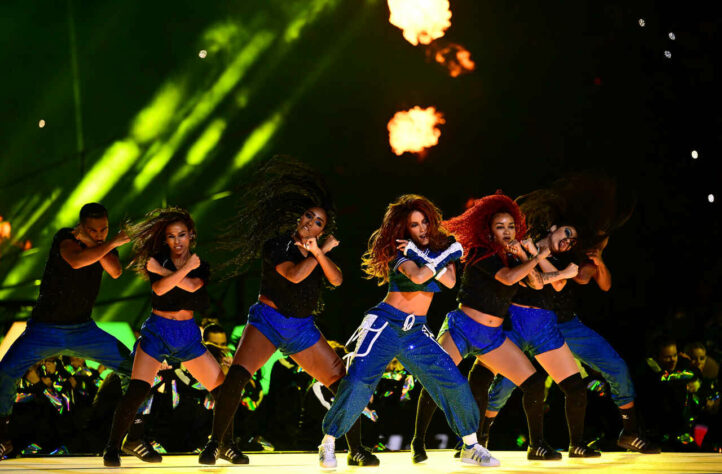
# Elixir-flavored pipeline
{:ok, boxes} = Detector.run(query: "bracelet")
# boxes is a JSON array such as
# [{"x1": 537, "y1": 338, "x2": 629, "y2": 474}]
[{"x1": 434, "y1": 267, "x2": 448, "y2": 280}]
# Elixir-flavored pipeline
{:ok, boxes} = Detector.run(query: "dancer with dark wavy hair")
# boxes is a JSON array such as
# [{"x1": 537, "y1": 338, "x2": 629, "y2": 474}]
[
  {"x1": 319, "y1": 194, "x2": 499, "y2": 469},
  {"x1": 411, "y1": 192, "x2": 572, "y2": 463},
  {"x1": 485, "y1": 175, "x2": 660, "y2": 454},
  {"x1": 103, "y1": 208, "x2": 237, "y2": 466},
  {"x1": 199, "y1": 156, "x2": 378, "y2": 467}
]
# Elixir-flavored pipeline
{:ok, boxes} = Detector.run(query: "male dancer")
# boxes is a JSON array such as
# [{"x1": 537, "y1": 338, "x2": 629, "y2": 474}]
[
  {"x1": 0, "y1": 203, "x2": 132, "y2": 459},
  {"x1": 484, "y1": 237, "x2": 660, "y2": 453}
]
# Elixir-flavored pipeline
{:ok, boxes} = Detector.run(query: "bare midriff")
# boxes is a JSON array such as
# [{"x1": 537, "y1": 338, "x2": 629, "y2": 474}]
[
  {"x1": 458, "y1": 304, "x2": 504, "y2": 327},
  {"x1": 383, "y1": 291, "x2": 434, "y2": 316},
  {"x1": 510, "y1": 303, "x2": 541, "y2": 310},
  {"x1": 258, "y1": 294, "x2": 279, "y2": 311},
  {"x1": 152, "y1": 308, "x2": 194, "y2": 321}
]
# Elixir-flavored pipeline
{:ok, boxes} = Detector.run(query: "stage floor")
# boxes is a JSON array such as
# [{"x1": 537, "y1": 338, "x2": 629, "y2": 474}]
[{"x1": 1, "y1": 450, "x2": 720, "y2": 473}]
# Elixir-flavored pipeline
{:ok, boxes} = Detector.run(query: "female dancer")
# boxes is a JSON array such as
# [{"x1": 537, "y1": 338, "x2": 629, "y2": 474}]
[
  {"x1": 319, "y1": 194, "x2": 499, "y2": 469},
  {"x1": 102, "y1": 208, "x2": 244, "y2": 466},
  {"x1": 199, "y1": 156, "x2": 377, "y2": 466},
  {"x1": 411, "y1": 193, "x2": 576, "y2": 462},
  {"x1": 473, "y1": 181, "x2": 605, "y2": 458}
]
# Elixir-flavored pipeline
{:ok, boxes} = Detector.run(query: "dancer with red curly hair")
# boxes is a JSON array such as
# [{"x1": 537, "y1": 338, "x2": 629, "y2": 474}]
[
  {"x1": 411, "y1": 192, "x2": 566, "y2": 462},
  {"x1": 319, "y1": 195, "x2": 499, "y2": 469}
]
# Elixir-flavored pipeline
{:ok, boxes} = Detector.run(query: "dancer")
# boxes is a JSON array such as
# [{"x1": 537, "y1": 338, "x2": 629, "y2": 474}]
[
  {"x1": 0, "y1": 203, "x2": 131, "y2": 460},
  {"x1": 486, "y1": 241, "x2": 660, "y2": 452},
  {"x1": 478, "y1": 175, "x2": 630, "y2": 457},
  {"x1": 411, "y1": 193, "x2": 576, "y2": 462},
  {"x1": 102, "y1": 208, "x2": 242, "y2": 466},
  {"x1": 319, "y1": 194, "x2": 499, "y2": 470},
  {"x1": 199, "y1": 156, "x2": 378, "y2": 466}
]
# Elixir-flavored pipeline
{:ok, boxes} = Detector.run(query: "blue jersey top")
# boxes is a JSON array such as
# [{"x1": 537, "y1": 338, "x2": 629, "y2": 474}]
[{"x1": 388, "y1": 250, "x2": 442, "y2": 293}]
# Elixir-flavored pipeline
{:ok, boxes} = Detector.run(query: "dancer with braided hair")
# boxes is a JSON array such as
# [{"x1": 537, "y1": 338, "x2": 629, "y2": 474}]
[
  {"x1": 199, "y1": 156, "x2": 378, "y2": 467},
  {"x1": 102, "y1": 208, "x2": 238, "y2": 466},
  {"x1": 411, "y1": 192, "x2": 570, "y2": 463},
  {"x1": 319, "y1": 194, "x2": 499, "y2": 469}
]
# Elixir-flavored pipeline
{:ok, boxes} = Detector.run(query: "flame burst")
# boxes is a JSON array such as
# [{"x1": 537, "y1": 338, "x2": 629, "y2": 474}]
[
  {"x1": 429, "y1": 41, "x2": 475, "y2": 77},
  {"x1": 388, "y1": 0, "x2": 452, "y2": 46},
  {"x1": 388, "y1": 106, "x2": 445, "y2": 156}
]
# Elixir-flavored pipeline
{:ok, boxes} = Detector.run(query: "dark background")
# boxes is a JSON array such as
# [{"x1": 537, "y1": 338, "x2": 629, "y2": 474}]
[{"x1": 0, "y1": 0, "x2": 720, "y2": 431}]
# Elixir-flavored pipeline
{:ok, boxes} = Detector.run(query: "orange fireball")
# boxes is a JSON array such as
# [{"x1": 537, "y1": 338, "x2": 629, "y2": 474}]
[
  {"x1": 388, "y1": 0, "x2": 452, "y2": 46},
  {"x1": 388, "y1": 106, "x2": 445, "y2": 156}
]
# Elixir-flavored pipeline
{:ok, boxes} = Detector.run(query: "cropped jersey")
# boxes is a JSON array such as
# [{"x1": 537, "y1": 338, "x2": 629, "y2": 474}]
[
  {"x1": 260, "y1": 233, "x2": 324, "y2": 318},
  {"x1": 388, "y1": 251, "x2": 441, "y2": 293},
  {"x1": 457, "y1": 252, "x2": 521, "y2": 317},
  {"x1": 148, "y1": 248, "x2": 210, "y2": 312}
]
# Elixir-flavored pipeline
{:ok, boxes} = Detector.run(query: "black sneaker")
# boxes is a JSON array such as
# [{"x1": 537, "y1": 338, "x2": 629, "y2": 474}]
[
  {"x1": 568, "y1": 444, "x2": 601, "y2": 458},
  {"x1": 122, "y1": 438, "x2": 162, "y2": 463},
  {"x1": 528, "y1": 442, "x2": 562, "y2": 460},
  {"x1": 347, "y1": 446, "x2": 380, "y2": 466},
  {"x1": 617, "y1": 431, "x2": 661, "y2": 454},
  {"x1": 410, "y1": 437, "x2": 427, "y2": 464},
  {"x1": 0, "y1": 439, "x2": 13, "y2": 460},
  {"x1": 102, "y1": 446, "x2": 121, "y2": 467},
  {"x1": 198, "y1": 439, "x2": 219, "y2": 465},
  {"x1": 219, "y1": 442, "x2": 249, "y2": 464}
]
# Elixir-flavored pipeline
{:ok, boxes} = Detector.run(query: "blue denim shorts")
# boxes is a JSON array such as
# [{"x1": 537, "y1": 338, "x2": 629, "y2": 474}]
[
  {"x1": 136, "y1": 313, "x2": 207, "y2": 363},
  {"x1": 508, "y1": 305, "x2": 565, "y2": 355},
  {"x1": 438, "y1": 308, "x2": 506, "y2": 358},
  {"x1": 247, "y1": 302, "x2": 321, "y2": 356}
]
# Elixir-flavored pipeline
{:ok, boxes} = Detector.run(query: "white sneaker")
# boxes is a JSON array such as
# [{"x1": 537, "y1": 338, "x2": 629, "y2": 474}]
[
  {"x1": 318, "y1": 441, "x2": 337, "y2": 470},
  {"x1": 460, "y1": 443, "x2": 501, "y2": 467}
]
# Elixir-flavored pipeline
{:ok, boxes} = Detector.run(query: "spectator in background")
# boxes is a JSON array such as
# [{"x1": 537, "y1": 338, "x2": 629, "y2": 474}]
[
  {"x1": 637, "y1": 337, "x2": 695, "y2": 448},
  {"x1": 684, "y1": 342, "x2": 720, "y2": 383}
]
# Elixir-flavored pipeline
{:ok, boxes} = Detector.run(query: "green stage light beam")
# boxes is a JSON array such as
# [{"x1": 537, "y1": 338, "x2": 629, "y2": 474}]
[{"x1": 132, "y1": 32, "x2": 275, "y2": 192}]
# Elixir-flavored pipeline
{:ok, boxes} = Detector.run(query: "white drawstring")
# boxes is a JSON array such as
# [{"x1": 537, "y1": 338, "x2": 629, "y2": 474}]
[{"x1": 402, "y1": 314, "x2": 415, "y2": 331}]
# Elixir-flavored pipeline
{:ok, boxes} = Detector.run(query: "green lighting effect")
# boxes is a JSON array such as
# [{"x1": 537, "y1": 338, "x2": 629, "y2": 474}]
[
  {"x1": 211, "y1": 190, "x2": 232, "y2": 200},
  {"x1": 11, "y1": 189, "x2": 61, "y2": 245},
  {"x1": 186, "y1": 119, "x2": 226, "y2": 165},
  {"x1": 55, "y1": 140, "x2": 141, "y2": 227},
  {"x1": 284, "y1": 0, "x2": 338, "y2": 42},
  {"x1": 131, "y1": 82, "x2": 186, "y2": 144},
  {"x1": 132, "y1": 31, "x2": 275, "y2": 191},
  {"x1": 232, "y1": 111, "x2": 285, "y2": 170}
]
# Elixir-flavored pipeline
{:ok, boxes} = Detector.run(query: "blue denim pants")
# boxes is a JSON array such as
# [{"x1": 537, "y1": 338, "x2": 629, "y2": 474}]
[
  {"x1": 322, "y1": 302, "x2": 479, "y2": 438},
  {"x1": 0, "y1": 319, "x2": 132, "y2": 416}
]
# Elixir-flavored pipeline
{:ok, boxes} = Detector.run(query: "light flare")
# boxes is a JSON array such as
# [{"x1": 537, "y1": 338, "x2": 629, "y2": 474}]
[
  {"x1": 388, "y1": 0, "x2": 451, "y2": 46},
  {"x1": 387, "y1": 106, "x2": 445, "y2": 156}
]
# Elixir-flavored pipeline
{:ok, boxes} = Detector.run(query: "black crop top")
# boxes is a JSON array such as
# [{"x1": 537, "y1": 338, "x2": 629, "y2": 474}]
[
  {"x1": 511, "y1": 254, "x2": 565, "y2": 309},
  {"x1": 547, "y1": 281, "x2": 578, "y2": 323},
  {"x1": 260, "y1": 233, "x2": 324, "y2": 319},
  {"x1": 32, "y1": 228, "x2": 118, "y2": 325},
  {"x1": 457, "y1": 252, "x2": 520, "y2": 317},
  {"x1": 148, "y1": 249, "x2": 210, "y2": 312}
]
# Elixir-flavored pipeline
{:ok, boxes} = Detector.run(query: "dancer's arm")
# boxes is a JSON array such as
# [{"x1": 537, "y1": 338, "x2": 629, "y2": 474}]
[
  {"x1": 495, "y1": 241, "x2": 550, "y2": 286},
  {"x1": 574, "y1": 249, "x2": 611, "y2": 291},
  {"x1": 307, "y1": 236, "x2": 343, "y2": 286},
  {"x1": 60, "y1": 230, "x2": 129, "y2": 270},
  {"x1": 147, "y1": 258, "x2": 205, "y2": 292},
  {"x1": 100, "y1": 252, "x2": 123, "y2": 279},
  {"x1": 435, "y1": 262, "x2": 456, "y2": 288},
  {"x1": 150, "y1": 254, "x2": 200, "y2": 295}
]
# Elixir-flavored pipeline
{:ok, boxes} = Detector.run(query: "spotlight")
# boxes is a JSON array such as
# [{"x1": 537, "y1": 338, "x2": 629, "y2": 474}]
[
  {"x1": 638, "y1": 19, "x2": 646, "y2": 27},
  {"x1": 38, "y1": 119, "x2": 46, "y2": 128},
  {"x1": 691, "y1": 150, "x2": 699, "y2": 159},
  {"x1": 709, "y1": 194, "x2": 715, "y2": 203},
  {"x1": 198, "y1": 49, "x2": 208, "y2": 59},
  {"x1": 664, "y1": 50, "x2": 672, "y2": 59},
  {"x1": 668, "y1": 32, "x2": 676, "y2": 40}
]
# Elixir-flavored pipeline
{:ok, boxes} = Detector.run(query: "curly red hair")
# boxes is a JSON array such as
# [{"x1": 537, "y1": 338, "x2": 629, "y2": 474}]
[
  {"x1": 443, "y1": 192, "x2": 526, "y2": 266},
  {"x1": 362, "y1": 194, "x2": 449, "y2": 285}
]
